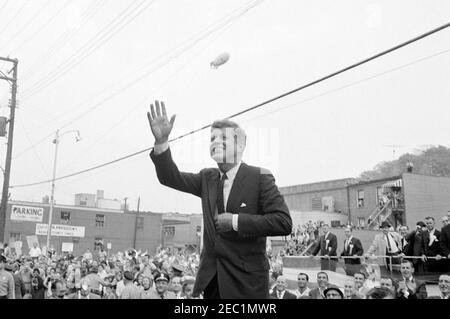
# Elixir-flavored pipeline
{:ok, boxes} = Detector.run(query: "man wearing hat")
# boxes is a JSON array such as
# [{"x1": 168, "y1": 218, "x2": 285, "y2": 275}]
[
  {"x1": 147, "y1": 272, "x2": 176, "y2": 299},
  {"x1": 120, "y1": 270, "x2": 142, "y2": 299},
  {"x1": 365, "y1": 221, "x2": 402, "y2": 276},
  {"x1": 324, "y1": 287, "x2": 344, "y2": 299},
  {"x1": 0, "y1": 256, "x2": 15, "y2": 299}
]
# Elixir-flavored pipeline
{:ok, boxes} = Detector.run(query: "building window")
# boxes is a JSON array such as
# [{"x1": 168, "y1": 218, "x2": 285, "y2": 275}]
[
  {"x1": 60, "y1": 211, "x2": 71, "y2": 224},
  {"x1": 357, "y1": 190, "x2": 365, "y2": 208},
  {"x1": 95, "y1": 214, "x2": 105, "y2": 227},
  {"x1": 9, "y1": 232, "x2": 21, "y2": 242},
  {"x1": 137, "y1": 216, "x2": 144, "y2": 230},
  {"x1": 196, "y1": 225, "x2": 201, "y2": 233},
  {"x1": 358, "y1": 218, "x2": 365, "y2": 228},
  {"x1": 164, "y1": 226, "x2": 175, "y2": 238},
  {"x1": 94, "y1": 237, "x2": 103, "y2": 251},
  {"x1": 311, "y1": 197, "x2": 322, "y2": 211},
  {"x1": 79, "y1": 200, "x2": 87, "y2": 206}
]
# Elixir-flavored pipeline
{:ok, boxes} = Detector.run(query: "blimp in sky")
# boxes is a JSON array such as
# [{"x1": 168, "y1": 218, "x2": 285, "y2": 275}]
[{"x1": 210, "y1": 52, "x2": 230, "y2": 69}]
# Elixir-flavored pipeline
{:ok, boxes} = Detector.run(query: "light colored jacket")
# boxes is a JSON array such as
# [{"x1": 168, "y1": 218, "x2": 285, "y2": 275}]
[{"x1": 366, "y1": 231, "x2": 402, "y2": 266}]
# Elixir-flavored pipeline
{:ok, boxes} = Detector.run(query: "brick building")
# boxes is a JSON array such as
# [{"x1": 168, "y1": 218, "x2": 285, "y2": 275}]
[
  {"x1": 280, "y1": 173, "x2": 450, "y2": 230},
  {"x1": 4, "y1": 200, "x2": 162, "y2": 256}
]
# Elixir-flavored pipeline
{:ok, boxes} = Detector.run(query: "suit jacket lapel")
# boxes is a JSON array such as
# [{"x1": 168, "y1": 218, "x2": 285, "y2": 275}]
[{"x1": 226, "y1": 163, "x2": 248, "y2": 212}]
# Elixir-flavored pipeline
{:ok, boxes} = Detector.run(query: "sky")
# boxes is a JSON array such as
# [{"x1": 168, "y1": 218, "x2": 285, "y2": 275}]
[{"x1": 0, "y1": 0, "x2": 449, "y2": 214}]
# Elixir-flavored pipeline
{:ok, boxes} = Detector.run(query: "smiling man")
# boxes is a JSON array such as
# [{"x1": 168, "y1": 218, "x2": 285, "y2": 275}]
[{"x1": 147, "y1": 100, "x2": 292, "y2": 299}]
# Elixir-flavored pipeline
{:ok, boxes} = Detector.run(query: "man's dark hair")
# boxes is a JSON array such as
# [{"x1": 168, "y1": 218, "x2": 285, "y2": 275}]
[
  {"x1": 425, "y1": 216, "x2": 435, "y2": 222},
  {"x1": 366, "y1": 287, "x2": 396, "y2": 299},
  {"x1": 400, "y1": 259, "x2": 414, "y2": 268},
  {"x1": 317, "y1": 271, "x2": 328, "y2": 280},
  {"x1": 211, "y1": 119, "x2": 246, "y2": 146},
  {"x1": 298, "y1": 272, "x2": 309, "y2": 281}
]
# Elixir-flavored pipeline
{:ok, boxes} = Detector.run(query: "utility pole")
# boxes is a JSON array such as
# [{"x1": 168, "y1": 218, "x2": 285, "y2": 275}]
[
  {"x1": 0, "y1": 57, "x2": 18, "y2": 242},
  {"x1": 132, "y1": 196, "x2": 140, "y2": 249}
]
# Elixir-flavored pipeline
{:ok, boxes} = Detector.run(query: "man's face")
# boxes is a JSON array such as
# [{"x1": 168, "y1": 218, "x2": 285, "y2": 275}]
[
  {"x1": 297, "y1": 275, "x2": 308, "y2": 289},
  {"x1": 438, "y1": 275, "x2": 450, "y2": 295},
  {"x1": 317, "y1": 273, "x2": 328, "y2": 287},
  {"x1": 142, "y1": 277, "x2": 152, "y2": 289},
  {"x1": 210, "y1": 128, "x2": 242, "y2": 164},
  {"x1": 380, "y1": 278, "x2": 394, "y2": 292},
  {"x1": 400, "y1": 262, "x2": 414, "y2": 278},
  {"x1": 382, "y1": 227, "x2": 389, "y2": 235},
  {"x1": 354, "y1": 274, "x2": 365, "y2": 288},
  {"x1": 276, "y1": 277, "x2": 287, "y2": 292},
  {"x1": 326, "y1": 290, "x2": 342, "y2": 299},
  {"x1": 425, "y1": 219, "x2": 435, "y2": 231},
  {"x1": 171, "y1": 276, "x2": 182, "y2": 293},
  {"x1": 344, "y1": 280, "x2": 355, "y2": 297},
  {"x1": 155, "y1": 280, "x2": 168, "y2": 294},
  {"x1": 442, "y1": 217, "x2": 449, "y2": 226},
  {"x1": 344, "y1": 228, "x2": 351, "y2": 238},
  {"x1": 322, "y1": 225, "x2": 328, "y2": 234},
  {"x1": 399, "y1": 226, "x2": 408, "y2": 237}
]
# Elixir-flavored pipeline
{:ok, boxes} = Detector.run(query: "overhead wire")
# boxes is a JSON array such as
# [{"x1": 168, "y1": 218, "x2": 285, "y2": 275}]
[
  {"x1": 0, "y1": 0, "x2": 53, "y2": 52},
  {"x1": 20, "y1": 0, "x2": 108, "y2": 81},
  {"x1": 8, "y1": 0, "x2": 73, "y2": 55},
  {"x1": 58, "y1": 14, "x2": 243, "y2": 174},
  {"x1": 12, "y1": 0, "x2": 264, "y2": 159},
  {"x1": 0, "y1": 0, "x2": 28, "y2": 38},
  {"x1": 9, "y1": 21, "x2": 450, "y2": 188},
  {"x1": 20, "y1": 0, "x2": 156, "y2": 99}
]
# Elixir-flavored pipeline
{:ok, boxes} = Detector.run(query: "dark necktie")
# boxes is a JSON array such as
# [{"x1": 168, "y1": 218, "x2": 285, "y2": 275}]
[{"x1": 217, "y1": 173, "x2": 228, "y2": 215}]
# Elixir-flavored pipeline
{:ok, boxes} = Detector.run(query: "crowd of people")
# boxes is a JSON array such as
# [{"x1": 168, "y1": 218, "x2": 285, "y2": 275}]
[
  {"x1": 1, "y1": 210, "x2": 449, "y2": 299},
  {"x1": 269, "y1": 265, "x2": 449, "y2": 299},
  {"x1": 0, "y1": 244, "x2": 200, "y2": 299}
]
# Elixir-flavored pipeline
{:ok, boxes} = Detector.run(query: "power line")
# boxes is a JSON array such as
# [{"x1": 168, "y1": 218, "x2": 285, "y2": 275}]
[
  {"x1": 0, "y1": 0, "x2": 53, "y2": 52},
  {"x1": 12, "y1": 0, "x2": 263, "y2": 158},
  {"x1": 20, "y1": 0, "x2": 108, "y2": 80},
  {"x1": 0, "y1": 1, "x2": 28, "y2": 38},
  {"x1": 9, "y1": 21, "x2": 450, "y2": 188},
  {"x1": 59, "y1": 18, "x2": 242, "y2": 173},
  {"x1": 20, "y1": 0, "x2": 258, "y2": 100},
  {"x1": 8, "y1": 0, "x2": 73, "y2": 55},
  {"x1": 20, "y1": 0, "x2": 155, "y2": 99}
]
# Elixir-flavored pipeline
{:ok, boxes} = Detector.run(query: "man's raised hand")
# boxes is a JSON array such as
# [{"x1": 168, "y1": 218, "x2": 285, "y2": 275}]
[{"x1": 147, "y1": 100, "x2": 176, "y2": 144}]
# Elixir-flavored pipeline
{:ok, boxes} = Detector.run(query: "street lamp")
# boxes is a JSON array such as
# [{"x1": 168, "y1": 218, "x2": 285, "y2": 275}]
[{"x1": 46, "y1": 129, "x2": 81, "y2": 253}]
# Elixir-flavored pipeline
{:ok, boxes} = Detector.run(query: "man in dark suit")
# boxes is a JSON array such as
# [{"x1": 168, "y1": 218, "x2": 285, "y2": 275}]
[
  {"x1": 440, "y1": 219, "x2": 450, "y2": 272},
  {"x1": 340, "y1": 226, "x2": 363, "y2": 276},
  {"x1": 422, "y1": 217, "x2": 443, "y2": 275},
  {"x1": 310, "y1": 224, "x2": 338, "y2": 271},
  {"x1": 269, "y1": 276, "x2": 297, "y2": 299},
  {"x1": 147, "y1": 101, "x2": 292, "y2": 299},
  {"x1": 406, "y1": 221, "x2": 427, "y2": 274}
]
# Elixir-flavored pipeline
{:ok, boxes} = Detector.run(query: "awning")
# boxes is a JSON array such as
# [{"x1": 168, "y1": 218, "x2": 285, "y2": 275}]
[{"x1": 382, "y1": 179, "x2": 403, "y2": 188}]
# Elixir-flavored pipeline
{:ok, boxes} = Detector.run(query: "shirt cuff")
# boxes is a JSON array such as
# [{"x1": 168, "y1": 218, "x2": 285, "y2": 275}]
[
  {"x1": 154, "y1": 141, "x2": 169, "y2": 155},
  {"x1": 232, "y1": 214, "x2": 239, "y2": 232}
]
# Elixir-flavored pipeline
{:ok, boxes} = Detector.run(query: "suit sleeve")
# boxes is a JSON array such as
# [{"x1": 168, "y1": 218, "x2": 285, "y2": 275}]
[
  {"x1": 354, "y1": 239, "x2": 364, "y2": 256},
  {"x1": 311, "y1": 240, "x2": 321, "y2": 256},
  {"x1": 237, "y1": 172, "x2": 292, "y2": 237},
  {"x1": 150, "y1": 147, "x2": 202, "y2": 197}
]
